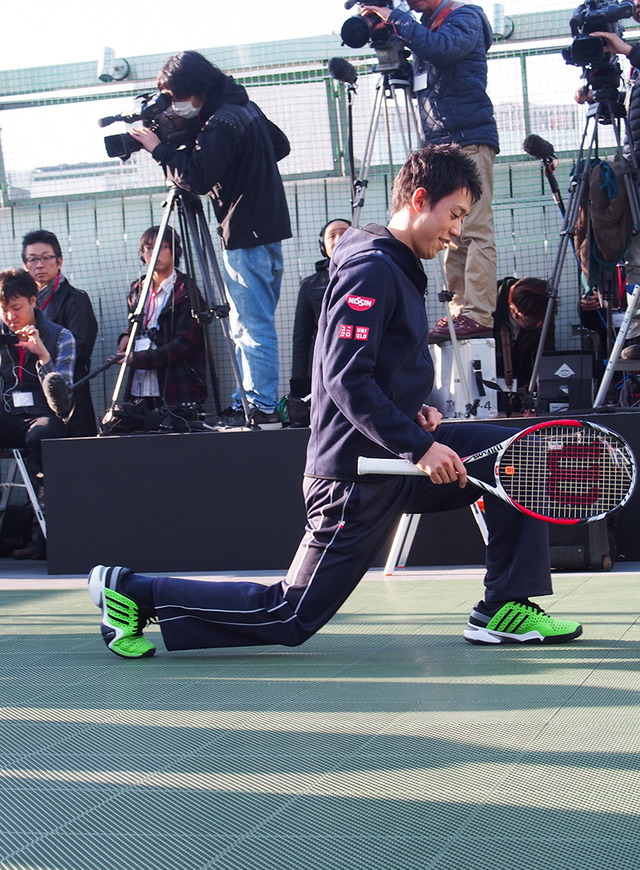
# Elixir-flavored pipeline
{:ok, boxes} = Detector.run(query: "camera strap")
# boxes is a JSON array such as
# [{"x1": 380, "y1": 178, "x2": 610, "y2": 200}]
[{"x1": 428, "y1": 1, "x2": 464, "y2": 32}]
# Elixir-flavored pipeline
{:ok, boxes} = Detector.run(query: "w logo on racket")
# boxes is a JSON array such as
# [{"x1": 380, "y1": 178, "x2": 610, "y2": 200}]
[{"x1": 545, "y1": 442, "x2": 601, "y2": 508}]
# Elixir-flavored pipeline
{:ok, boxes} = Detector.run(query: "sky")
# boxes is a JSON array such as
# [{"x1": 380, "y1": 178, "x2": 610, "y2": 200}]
[
  {"x1": 0, "y1": 0, "x2": 572, "y2": 72},
  {"x1": 0, "y1": 0, "x2": 584, "y2": 174}
]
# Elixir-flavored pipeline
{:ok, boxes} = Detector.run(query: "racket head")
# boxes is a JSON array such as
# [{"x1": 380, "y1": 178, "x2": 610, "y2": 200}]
[{"x1": 494, "y1": 419, "x2": 636, "y2": 524}]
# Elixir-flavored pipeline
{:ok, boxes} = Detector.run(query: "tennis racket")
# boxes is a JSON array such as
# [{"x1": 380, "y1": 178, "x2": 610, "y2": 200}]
[{"x1": 357, "y1": 419, "x2": 636, "y2": 525}]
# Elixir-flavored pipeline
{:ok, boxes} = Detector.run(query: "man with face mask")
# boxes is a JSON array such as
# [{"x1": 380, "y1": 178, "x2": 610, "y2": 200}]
[{"x1": 129, "y1": 51, "x2": 291, "y2": 428}]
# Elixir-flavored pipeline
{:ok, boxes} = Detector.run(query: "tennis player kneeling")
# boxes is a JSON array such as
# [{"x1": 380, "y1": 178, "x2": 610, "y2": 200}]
[{"x1": 87, "y1": 145, "x2": 590, "y2": 659}]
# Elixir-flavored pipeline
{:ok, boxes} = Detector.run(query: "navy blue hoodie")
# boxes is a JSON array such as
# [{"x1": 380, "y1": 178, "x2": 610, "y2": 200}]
[{"x1": 305, "y1": 224, "x2": 436, "y2": 481}]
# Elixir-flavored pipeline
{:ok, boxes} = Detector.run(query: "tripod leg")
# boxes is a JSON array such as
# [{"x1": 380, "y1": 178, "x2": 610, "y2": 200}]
[
  {"x1": 527, "y1": 115, "x2": 599, "y2": 408},
  {"x1": 101, "y1": 187, "x2": 179, "y2": 432},
  {"x1": 175, "y1": 203, "x2": 222, "y2": 415},
  {"x1": 180, "y1": 195, "x2": 253, "y2": 422},
  {"x1": 351, "y1": 83, "x2": 385, "y2": 228},
  {"x1": 594, "y1": 283, "x2": 640, "y2": 406}
]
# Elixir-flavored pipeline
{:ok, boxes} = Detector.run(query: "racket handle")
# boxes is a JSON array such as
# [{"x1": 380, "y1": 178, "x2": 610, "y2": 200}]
[{"x1": 358, "y1": 457, "x2": 423, "y2": 476}]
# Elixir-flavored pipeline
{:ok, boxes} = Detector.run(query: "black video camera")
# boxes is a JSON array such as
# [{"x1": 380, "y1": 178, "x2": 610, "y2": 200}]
[
  {"x1": 340, "y1": 0, "x2": 410, "y2": 74},
  {"x1": 341, "y1": 0, "x2": 395, "y2": 49},
  {"x1": 562, "y1": 0, "x2": 635, "y2": 67},
  {"x1": 100, "y1": 92, "x2": 200, "y2": 161}
]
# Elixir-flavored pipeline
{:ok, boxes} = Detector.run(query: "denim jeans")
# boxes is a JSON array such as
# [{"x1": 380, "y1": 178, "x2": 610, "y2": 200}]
[{"x1": 222, "y1": 243, "x2": 283, "y2": 412}]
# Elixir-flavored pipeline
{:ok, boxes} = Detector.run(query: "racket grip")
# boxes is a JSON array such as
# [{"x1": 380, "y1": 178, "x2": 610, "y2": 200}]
[{"x1": 357, "y1": 457, "x2": 423, "y2": 476}]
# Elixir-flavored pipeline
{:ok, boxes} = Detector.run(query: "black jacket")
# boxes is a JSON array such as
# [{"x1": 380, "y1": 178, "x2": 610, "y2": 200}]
[
  {"x1": 152, "y1": 76, "x2": 291, "y2": 250},
  {"x1": 627, "y1": 46, "x2": 640, "y2": 160},
  {"x1": 121, "y1": 270, "x2": 207, "y2": 407},
  {"x1": 291, "y1": 258, "x2": 330, "y2": 392},
  {"x1": 38, "y1": 276, "x2": 98, "y2": 436},
  {"x1": 305, "y1": 225, "x2": 435, "y2": 481},
  {"x1": 0, "y1": 310, "x2": 71, "y2": 419}
]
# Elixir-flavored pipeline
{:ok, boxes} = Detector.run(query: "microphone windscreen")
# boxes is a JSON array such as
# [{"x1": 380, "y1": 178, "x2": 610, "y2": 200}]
[
  {"x1": 97, "y1": 116, "x2": 118, "y2": 128},
  {"x1": 42, "y1": 372, "x2": 72, "y2": 418},
  {"x1": 344, "y1": 0, "x2": 359, "y2": 8},
  {"x1": 523, "y1": 134, "x2": 556, "y2": 160},
  {"x1": 328, "y1": 56, "x2": 358, "y2": 85}
]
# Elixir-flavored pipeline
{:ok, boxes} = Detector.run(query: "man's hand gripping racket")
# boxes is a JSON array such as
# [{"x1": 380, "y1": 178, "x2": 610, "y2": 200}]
[{"x1": 358, "y1": 419, "x2": 636, "y2": 524}]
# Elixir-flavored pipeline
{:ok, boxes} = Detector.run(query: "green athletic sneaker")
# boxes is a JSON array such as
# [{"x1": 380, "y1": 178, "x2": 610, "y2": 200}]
[
  {"x1": 88, "y1": 565, "x2": 156, "y2": 659},
  {"x1": 464, "y1": 599, "x2": 583, "y2": 645}
]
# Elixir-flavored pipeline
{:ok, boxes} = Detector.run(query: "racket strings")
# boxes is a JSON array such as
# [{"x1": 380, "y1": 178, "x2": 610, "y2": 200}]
[{"x1": 498, "y1": 426, "x2": 634, "y2": 520}]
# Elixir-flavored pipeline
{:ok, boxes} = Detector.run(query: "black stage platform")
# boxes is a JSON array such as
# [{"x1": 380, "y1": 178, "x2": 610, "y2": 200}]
[{"x1": 43, "y1": 413, "x2": 640, "y2": 574}]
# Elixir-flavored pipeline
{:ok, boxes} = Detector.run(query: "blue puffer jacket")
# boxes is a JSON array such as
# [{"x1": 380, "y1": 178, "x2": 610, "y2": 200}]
[
  {"x1": 390, "y1": 1, "x2": 499, "y2": 152},
  {"x1": 626, "y1": 45, "x2": 640, "y2": 160}
]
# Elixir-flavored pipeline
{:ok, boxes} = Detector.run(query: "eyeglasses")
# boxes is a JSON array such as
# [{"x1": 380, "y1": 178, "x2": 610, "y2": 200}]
[{"x1": 24, "y1": 255, "x2": 58, "y2": 266}]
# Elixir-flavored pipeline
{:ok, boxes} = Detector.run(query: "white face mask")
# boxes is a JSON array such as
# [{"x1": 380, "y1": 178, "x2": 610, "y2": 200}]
[{"x1": 171, "y1": 100, "x2": 200, "y2": 119}]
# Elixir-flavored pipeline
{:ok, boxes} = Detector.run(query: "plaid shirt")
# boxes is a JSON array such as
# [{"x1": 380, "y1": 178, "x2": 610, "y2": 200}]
[{"x1": 37, "y1": 323, "x2": 76, "y2": 387}]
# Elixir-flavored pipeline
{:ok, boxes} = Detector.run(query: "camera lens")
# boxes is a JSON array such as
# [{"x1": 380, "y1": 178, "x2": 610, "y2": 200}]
[{"x1": 341, "y1": 15, "x2": 374, "y2": 49}]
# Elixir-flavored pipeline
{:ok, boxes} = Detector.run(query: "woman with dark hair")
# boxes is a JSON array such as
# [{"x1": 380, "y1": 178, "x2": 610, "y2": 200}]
[
  {"x1": 114, "y1": 225, "x2": 207, "y2": 427},
  {"x1": 493, "y1": 277, "x2": 556, "y2": 413}
]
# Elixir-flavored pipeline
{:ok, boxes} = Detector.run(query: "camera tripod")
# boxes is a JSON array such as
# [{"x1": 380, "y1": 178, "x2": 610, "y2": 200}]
[
  {"x1": 526, "y1": 80, "x2": 640, "y2": 411},
  {"x1": 349, "y1": 53, "x2": 421, "y2": 227},
  {"x1": 101, "y1": 185, "x2": 250, "y2": 433}
]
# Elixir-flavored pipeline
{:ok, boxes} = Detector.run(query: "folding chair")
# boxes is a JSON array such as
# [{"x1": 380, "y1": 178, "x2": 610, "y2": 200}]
[
  {"x1": 0, "y1": 448, "x2": 46, "y2": 537},
  {"x1": 384, "y1": 501, "x2": 487, "y2": 576}
]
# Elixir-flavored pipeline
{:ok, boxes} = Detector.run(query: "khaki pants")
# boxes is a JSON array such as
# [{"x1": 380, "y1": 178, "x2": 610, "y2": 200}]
[{"x1": 443, "y1": 144, "x2": 498, "y2": 329}]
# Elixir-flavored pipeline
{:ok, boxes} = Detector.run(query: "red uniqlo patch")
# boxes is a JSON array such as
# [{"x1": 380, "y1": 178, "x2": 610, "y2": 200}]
[
  {"x1": 355, "y1": 326, "x2": 369, "y2": 341},
  {"x1": 347, "y1": 294, "x2": 375, "y2": 311},
  {"x1": 339, "y1": 324, "x2": 353, "y2": 339}
]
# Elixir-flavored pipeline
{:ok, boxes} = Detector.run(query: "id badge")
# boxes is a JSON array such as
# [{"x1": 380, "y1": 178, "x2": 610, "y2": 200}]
[
  {"x1": 412, "y1": 55, "x2": 429, "y2": 93},
  {"x1": 134, "y1": 336, "x2": 151, "y2": 352},
  {"x1": 12, "y1": 391, "x2": 34, "y2": 408}
]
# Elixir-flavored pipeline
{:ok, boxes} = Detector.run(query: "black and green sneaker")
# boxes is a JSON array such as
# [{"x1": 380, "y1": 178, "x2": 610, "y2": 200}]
[
  {"x1": 464, "y1": 599, "x2": 583, "y2": 645},
  {"x1": 88, "y1": 565, "x2": 156, "y2": 659}
]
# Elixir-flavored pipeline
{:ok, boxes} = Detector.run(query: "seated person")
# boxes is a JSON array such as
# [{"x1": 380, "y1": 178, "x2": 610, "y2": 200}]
[
  {"x1": 22, "y1": 229, "x2": 98, "y2": 437},
  {"x1": 0, "y1": 269, "x2": 76, "y2": 558},
  {"x1": 114, "y1": 226, "x2": 207, "y2": 429},
  {"x1": 493, "y1": 277, "x2": 555, "y2": 414}
]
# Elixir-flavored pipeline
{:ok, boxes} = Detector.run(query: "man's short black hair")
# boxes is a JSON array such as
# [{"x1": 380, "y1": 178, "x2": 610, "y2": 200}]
[
  {"x1": 0, "y1": 269, "x2": 38, "y2": 306},
  {"x1": 21, "y1": 229, "x2": 62, "y2": 262},
  {"x1": 157, "y1": 51, "x2": 226, "y2": 101},
  {"x1": 391, "y1": 144, "x2": 483, "y2": 214},
  {"x1": 139, "y1": 225, "x2": 183, "y2": 268}
]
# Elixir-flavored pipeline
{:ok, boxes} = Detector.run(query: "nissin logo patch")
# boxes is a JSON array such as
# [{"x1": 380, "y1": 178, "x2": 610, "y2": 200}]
[{"x1": 346, "y1": 295, "x2": 375, "y2": 311}]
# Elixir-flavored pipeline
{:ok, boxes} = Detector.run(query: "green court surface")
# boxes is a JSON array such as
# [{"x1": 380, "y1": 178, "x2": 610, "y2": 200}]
[{"x1": 0, "y1": 561, "x2": 639, "y2": 870}]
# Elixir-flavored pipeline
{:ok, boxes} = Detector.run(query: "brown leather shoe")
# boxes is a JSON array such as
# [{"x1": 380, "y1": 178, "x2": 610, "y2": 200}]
[
  {"x1": 428, "y1": 316, "x2": 452, "y2": 344},
  {"x1": 429, "y1": 314, "x2": 493, "y2": 343},
  {"x1": 450, "y1": 314, "x2": 493, "y2": 339}
]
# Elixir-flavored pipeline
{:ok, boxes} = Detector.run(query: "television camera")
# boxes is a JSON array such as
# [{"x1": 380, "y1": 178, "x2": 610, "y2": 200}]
[
  {"x1": 99, "y1": 92, "x2": 198, "y2": 162},
  {"x1": 340, "y1": 0, "x2": 410, "y2": 73},
  {"x1": 563, "y1": 0, "x2": 634, "y2": 67}
]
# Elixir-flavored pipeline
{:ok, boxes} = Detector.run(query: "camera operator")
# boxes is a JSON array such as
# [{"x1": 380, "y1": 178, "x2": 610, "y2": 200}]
[
  {"x1": 586, "y1": 3, "x2": 640, "y2": 359},
  {"x1": 129, "y1": 50, "x2": 292, "y2": 427},
  {"x1": 361, "y1": 0, "x2": 499, "y2": 342}
]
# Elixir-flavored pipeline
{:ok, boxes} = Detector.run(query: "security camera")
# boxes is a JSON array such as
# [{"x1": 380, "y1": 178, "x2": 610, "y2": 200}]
[{"x1": 98, "y1": 47, "x2": 130, "y2": 82}]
